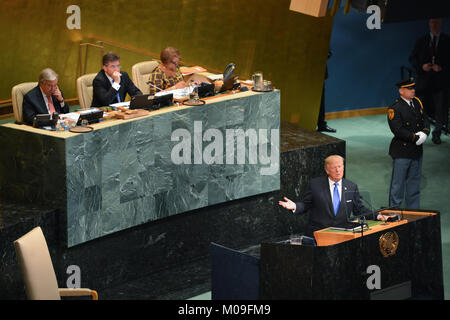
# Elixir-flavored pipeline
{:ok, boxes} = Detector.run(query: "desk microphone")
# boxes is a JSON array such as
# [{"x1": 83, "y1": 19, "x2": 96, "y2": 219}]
[{"x1": 146, "y1": 81, "x2": 163, "y2": 92}]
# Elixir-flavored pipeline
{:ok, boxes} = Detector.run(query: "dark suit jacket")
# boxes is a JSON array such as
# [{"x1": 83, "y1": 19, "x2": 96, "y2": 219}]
[
  {"x1": 22, "y1": 85, "x2": 69, "y2": 125},
  {"x1": 294, "y1": 176, "x2": 373, "y2": 237},
  {"x1": 91, "y1": 70, "x2": 142, "y2": 107},
  {"x1": 409, "y1": 32, "x2": 450, "y2": 91},
  {"x1": 387, "y1": 97, "x2": 430, "y2": 159}
]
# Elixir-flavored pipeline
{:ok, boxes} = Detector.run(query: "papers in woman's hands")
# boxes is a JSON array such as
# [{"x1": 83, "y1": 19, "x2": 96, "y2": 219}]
[{"x1": 155, "y1": 86, "x2": 194, "y2": 99}]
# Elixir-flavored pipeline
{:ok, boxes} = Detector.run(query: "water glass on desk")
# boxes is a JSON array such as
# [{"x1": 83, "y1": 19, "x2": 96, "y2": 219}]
[{"x1": 252, "y1": 71, "x2": 263, "y2": 89}]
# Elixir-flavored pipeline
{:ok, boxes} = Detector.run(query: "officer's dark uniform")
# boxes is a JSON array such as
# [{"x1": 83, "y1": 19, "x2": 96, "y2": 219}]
[{"x1": 387, "y1": 78, "x2": 430, "y2": 209}]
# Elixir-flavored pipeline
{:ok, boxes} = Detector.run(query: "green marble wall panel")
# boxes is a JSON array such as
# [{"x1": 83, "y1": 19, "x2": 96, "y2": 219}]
[{"x1": 66, "y1": 91, "x2": 280, "y2": 246}]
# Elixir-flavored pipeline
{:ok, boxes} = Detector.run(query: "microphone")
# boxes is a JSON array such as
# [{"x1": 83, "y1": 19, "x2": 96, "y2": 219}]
[
  {"x1": 355, "y1": 194, "x2": 374, "y2": 221},
  {"x1": 146, "y1": 81, "x2": 163, "y2": 92},
  {"x1": 375, "y1": 205, "x2": 400, "y2": 222}
]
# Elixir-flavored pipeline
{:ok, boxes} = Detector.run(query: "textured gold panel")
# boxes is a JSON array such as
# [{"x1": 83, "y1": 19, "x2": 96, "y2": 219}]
[{"x1": 0, "y1": 0, "x2": 333, "y2": 129}]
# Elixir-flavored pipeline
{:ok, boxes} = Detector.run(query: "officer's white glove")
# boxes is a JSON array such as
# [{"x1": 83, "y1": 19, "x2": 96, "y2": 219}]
[{"x1": 415, "y1": 131, "x2": 427, "y2": 145}]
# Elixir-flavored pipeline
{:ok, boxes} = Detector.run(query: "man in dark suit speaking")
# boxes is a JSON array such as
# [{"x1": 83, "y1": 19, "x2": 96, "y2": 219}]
[
  {"x1": 91, "y1": 52, "x2": 142, "y2": 107},
  {"x1": 279, "y1": 155, "x2": 386, "y2": 237},
  {"x1": 22, "y1": 68, "x2": 69, "y2": 125}
]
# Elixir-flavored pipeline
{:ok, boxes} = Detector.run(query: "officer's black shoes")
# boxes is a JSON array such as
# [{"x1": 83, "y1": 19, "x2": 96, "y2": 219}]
[
  {"x1": 432, "y1": 134, "x2": 442, "y2": 144},
  {"x1": 318, "y1": 125, "x2": 337, "y2": 133},
  {"x1": 444, "y1": 127, "x2": 449, "y2": 136}
]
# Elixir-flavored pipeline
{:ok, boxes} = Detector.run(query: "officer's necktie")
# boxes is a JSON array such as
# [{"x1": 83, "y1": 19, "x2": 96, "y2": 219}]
[
  {"x1": 112, "y1": 79, "x2": 121, "y2": 103},
  {"x1": 333, "y1": 182, "x2": 340, "y2": 216},
  {"x1": 432, "y1": 35, "x2": 437, "y2": 56}
]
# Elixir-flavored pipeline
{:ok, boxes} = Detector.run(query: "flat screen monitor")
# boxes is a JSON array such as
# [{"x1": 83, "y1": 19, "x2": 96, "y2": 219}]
[
  {"x1": 77, "y1": 108, "x2": 104, "y2": 125},
  {"x1": 129, "y1": 94, "x2": 174, "y2": 111}
]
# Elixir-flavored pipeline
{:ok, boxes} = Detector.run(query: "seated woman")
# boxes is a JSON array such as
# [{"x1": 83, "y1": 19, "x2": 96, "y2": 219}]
[{"x1": 148, "y1": 46, "x2": 188, "y2": 95}]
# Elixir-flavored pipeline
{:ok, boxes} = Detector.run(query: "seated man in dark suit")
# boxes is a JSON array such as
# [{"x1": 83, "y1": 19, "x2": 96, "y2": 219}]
[
  {"x1": 279, "y1": 155, "x2": 387, "y2": 237},
  {"x1": 22, "y1": 68, "x2": 69, "y2": 125},
  {"x1": 91, "y1": 52, "x2": 142, "y2": 107}
]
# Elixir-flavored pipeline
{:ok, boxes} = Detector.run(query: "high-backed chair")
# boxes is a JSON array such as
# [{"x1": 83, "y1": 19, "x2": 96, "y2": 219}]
[
  {"x1": 11, "y1": 82, "x2": 38, "y2": 123},
  {"x1": 76, "y1": 73, "x2": 97, "y2": 109},
  {"x1": 131, "y1": 60, "x2": 159, "y2": 95},
  {"x1": 14, "y1": 226, "x2": 98, "y2": 300}
]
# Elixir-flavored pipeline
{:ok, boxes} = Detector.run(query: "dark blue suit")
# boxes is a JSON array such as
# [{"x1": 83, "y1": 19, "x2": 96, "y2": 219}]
[
  {"x1": 22, "y1": 85, "x2": 69, "y2": 125},
  {"x1": 91, "y1": 70, "x2": 142, "y2": 108},
  {"x1": 294, "y1": 176, "x2": 373, "y2": 237}
]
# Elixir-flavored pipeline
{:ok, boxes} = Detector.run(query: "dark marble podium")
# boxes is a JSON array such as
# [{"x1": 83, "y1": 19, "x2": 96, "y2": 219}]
[{"x1": 259, "y1": 210, "x2": 444, "y2": 300}]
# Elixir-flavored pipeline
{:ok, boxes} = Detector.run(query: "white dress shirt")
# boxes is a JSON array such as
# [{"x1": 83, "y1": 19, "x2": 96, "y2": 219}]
[
  {"x1": 328, "y1": 178, "x2": 342, "y2": 204},
  {"x1": 400, "y1": 96, "x2": 413, "y2": 107},
  {"x1": 106, "y1": 74, "x2": 121, "y2": 91}
]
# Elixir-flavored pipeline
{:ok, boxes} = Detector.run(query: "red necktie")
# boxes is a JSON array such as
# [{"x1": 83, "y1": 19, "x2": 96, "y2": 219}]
[{"x1": 47, "y1": 95, "x2": 56, "y2": 114}]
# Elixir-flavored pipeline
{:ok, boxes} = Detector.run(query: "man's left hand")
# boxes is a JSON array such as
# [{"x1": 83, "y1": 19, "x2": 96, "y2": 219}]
[{"x1": 432, "y1": 64, "x2": 442, "y2": 72}]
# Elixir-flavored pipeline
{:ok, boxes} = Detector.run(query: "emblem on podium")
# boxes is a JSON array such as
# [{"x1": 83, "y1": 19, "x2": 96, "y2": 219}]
[{"x1": 379, "y1": 231, "x2": 399, "y2": 258}]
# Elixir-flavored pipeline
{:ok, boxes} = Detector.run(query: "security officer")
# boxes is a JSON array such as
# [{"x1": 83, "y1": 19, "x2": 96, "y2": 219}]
[{"x1": 387, "y1": 78, "x2": 430, "y2": 209}]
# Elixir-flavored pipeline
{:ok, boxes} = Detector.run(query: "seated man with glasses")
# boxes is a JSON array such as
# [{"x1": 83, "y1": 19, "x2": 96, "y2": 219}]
[
  {"x1": 22, "y1": 68, "x2": 69, "y2": 125},
  {"x1": 91, "y1": 52, "x2": 142, "y2": 108}
]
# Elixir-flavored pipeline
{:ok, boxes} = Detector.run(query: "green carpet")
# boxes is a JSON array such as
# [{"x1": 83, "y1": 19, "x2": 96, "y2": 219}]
[{"x1": 326, "y1": 114, "x2": 450, "y2": 299}]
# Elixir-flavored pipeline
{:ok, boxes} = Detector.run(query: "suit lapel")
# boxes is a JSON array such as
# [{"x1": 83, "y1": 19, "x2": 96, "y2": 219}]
[
  {"x1": 102, "y1": 69, "x2": 123, "y2": 103},
  {"x1": 321, "y1": 177, "x2": 334, "y2": 218},
  {"x1": 337, "y1": 179, "x2": 350, "y2": 218},
  {"x1": 33, "y1": 86, "x2": 48, "y2": 114},
  {"x1": 101, "y1": 70, "x2": 112, "y2": 89}
]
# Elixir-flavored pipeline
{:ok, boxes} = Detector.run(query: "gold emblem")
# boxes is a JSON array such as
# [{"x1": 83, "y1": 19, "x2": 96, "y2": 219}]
[
  {"x1": 379, "y1": 231, "x2": 399, "y2": 258},
  {"x1": 388, "y1": 109, "x2": 395, "y2": 120}
]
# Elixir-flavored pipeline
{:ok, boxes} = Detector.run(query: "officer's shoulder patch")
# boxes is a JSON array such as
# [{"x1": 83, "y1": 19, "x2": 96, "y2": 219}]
[{"x1": 388, "y1": 108, "x2": 395, "y2": 120}]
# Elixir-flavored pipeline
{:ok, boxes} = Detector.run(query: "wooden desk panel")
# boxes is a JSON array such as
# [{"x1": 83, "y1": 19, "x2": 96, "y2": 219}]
[{"x1": 314, "y1": 211, "x2": 437, "y2": 247}]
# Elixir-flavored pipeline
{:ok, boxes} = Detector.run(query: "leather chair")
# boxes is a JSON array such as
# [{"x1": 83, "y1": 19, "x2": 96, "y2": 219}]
[
  {"x1": 76, "y1": 73, "x2": 96, "y2": 109},
  {"x1": 11, "y1": 82, "x2": 38, "y2": 123},
  {"x1": 14, "y1": 226, "x2": 98, "y2": 300},
  {"x1": 131, "y1": 60, "x2": 159, "y2": 95}
]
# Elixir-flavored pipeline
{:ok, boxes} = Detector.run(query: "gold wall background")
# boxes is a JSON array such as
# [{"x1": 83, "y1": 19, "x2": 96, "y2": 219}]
[{"x1": 1, "y1": 0, "x2": 333, "y2": 130}]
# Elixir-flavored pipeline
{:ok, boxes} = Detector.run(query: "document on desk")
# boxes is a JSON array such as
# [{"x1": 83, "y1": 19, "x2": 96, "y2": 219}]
[
  {"x1": 180, "y1": 65, "x2": 207, "y2": 76},
  {"x1": 207, "y1": 74, "x2": 223, "y2": 81},
  {"x1": 110, "y1": 101, "x2": 130, "y2": 108},
  {"x1": 155, "y1": 87, "x2": 193, "y2": 99},
  {"x1": 59, "y1": 112, "x2": 80, "y2": 123}
]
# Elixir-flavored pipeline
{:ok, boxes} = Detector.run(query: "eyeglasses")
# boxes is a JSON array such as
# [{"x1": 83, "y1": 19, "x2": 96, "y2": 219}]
[{"x1": 107, "y1": 63, "x2": 121, "y2": 69}]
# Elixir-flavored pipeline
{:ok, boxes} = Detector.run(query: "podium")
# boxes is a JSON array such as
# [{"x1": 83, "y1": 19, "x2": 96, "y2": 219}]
[{"x1": 259, "y1": 209, "x2": 444, "y2": 299}]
